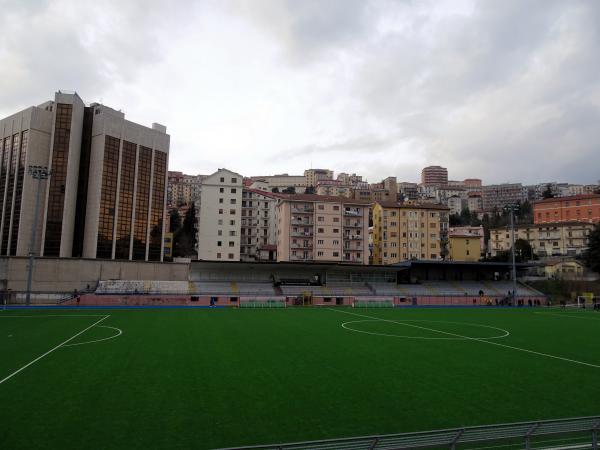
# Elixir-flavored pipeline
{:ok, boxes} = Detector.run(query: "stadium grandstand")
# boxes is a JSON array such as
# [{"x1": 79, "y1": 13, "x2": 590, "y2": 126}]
[{"x1": 63, "y1": 260, "x2": 546, "y2": 307}]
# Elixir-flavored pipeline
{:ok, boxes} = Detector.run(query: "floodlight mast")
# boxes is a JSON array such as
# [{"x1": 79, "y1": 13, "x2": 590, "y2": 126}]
[
  {"x1": 504, "y1": 204, "x2": 519, "y2": 306},
  {"x1": 25, "y1": 166, "x2": 52, "y2": 307}
]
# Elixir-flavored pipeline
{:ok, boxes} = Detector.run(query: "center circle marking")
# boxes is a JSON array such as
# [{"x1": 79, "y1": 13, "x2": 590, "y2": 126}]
[{"x1": 341, "y1": 319, "x2": 510, "y2": 340}]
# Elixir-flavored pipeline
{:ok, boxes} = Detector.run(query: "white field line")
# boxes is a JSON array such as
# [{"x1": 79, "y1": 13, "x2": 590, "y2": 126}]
[
  {"x1": 534, "y1": 312, "x2": 600, "y2": 321},
  {"x1": 0, "y1": 315, "x2": 107, "y2": 318},
  {"x1": 0, "y1": 315, "x2": 110, "y2": 385},
  {"x1": 330, "y1": 309, "x2": 600, "y2": 369},
  {"x1": 62, "y1": 326, "x2": 122, "y2": 347}
]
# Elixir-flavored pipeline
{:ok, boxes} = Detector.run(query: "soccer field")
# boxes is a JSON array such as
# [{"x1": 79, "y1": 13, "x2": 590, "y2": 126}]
[{"x1": 0, "y1": 307, "x2": 599, "y2": 449}]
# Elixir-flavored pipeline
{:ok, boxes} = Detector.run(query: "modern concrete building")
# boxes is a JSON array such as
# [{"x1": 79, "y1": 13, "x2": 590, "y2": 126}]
[
  {"x1": 372, "y1": 202, "x2": 449, "y2": 264},
  {"x1": 276, "y1": 195, "x2": 370, "y2": 264},
  {"x1": 240, "y1": 188, "x2": 279, "y2": 261},
  {"x1": 421, "y1": 166, "x2": 448, "y2": 187},
  {"x1": 196, "y1": 169, "x2": 243, "y2": 261},
  {"x1": 0, "y1": 91, "x2": 169, "y2": 261},
  {"x1": 489, "y1": 221, "x2": 594, "y2": 258},
  {"x1": 533, "y1": 194, "x2": 600, "y2": 224}
]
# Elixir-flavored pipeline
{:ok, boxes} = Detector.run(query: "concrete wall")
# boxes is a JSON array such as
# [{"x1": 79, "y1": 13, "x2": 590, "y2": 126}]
[{"x1": 0, "y1": 257, "x2": 188, "y2": 292}]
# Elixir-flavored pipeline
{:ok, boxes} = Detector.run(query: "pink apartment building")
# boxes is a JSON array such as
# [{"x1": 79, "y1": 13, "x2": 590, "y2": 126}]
[{"x1": 276, "y1": 195, "x2": 371, "y2": 264}]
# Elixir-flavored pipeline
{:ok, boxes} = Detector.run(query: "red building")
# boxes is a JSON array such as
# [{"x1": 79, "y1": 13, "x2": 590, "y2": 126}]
[{"x1": 534, "y1": 194, "x2": 600, "y2": 224}]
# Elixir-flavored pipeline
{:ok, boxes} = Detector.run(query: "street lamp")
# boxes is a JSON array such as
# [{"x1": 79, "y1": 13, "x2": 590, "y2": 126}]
[
  {"x1": 26, "y1": 165, "x2": 52, "y2": 306},
  {"x1": 503, "y1": 204, "x2": 520, "y2": 305}
]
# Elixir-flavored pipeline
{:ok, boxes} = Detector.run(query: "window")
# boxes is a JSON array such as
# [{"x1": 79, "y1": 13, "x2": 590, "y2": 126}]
[
  {"x1": 231, "y1": 178, "x2": 237, "y2": 183},
  {"x1": 219, "y1": 187, "x2": 224, "y2": 193},
  {"x1": 230, "y1": 209, "x2": 236, "y2": 215},
  {"x1": 217, "y1": 230, "x2": 222, "y2": 236},
  {"x1": 219, "y1": 198, "x2": 224, "y2": 204},
  {"x1": 220, "y1": 177, "x2": 224, "y2": 182},
  {"x1": 230, "y1": 199, "x2": 236, "y2": 204},
  {"x1": 231, "y1": 188, "x2": 236, "y2": 193},
  {"x1": 333, "y1": 217, "x2": 339, "y2": 222},
  {"x1": 218, "y1": 219, "x2": 223, "y2": 225},
  {"x1": 219, "y1": 209, "x2": 223, "y2": 214},
  {"x1": 333, "y1": 205, "x2": 340, "y2": 211},
  {"x1": 229, "y1": 231, "x2": 236, "y2": 236},
  {"x1": 229, "y1": 242, "x2": 234, "y2": 247},
  {"x1": 318, "y1": 228, "x2": 324, "y2": 233},
  {"x1": 217, "y1": 241, "x2": 222, "y2": 246},
  {"x1": 317, "y1": 251, "x2": 324, "y2": 256},
  {"x1": 318, "y1": 204, "x2": 324, "y2": 210},
  {"x1": 317, "y1": 240, "x2": 324, "y2": 245},
  {"x1": 228, "y1": 253, "x2": 234, "y2": 259},
  {"x1": 333, "y1": 240, "x2": 339, "y2": 245},
  {"x1": 318, "y1": 216, "x2": 324, "y2": 222},
  {"x1": 217, "y1": 253, "x2": 221, "y2": 258},
  {"x1": 333, "y1": 228, "x2": 339, "y2": 233},
  {"x1": 230, "y1": 220, "x2": 235, "y2": 225},
  {"x1": 333, "y1": 252, "x2": 339, "y2": 257}
]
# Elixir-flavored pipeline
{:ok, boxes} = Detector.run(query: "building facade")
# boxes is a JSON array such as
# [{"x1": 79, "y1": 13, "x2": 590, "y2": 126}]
[
  {"x1": 421, "y1": 166, "x2": 448, "y2": 186},
  {"x1": 490, "y1": 221, "x2": 594, "y2": 257},
  {"x1": 448, "y1": 236, "x2": 480, "y2": 262},
  {"x1": 372, "y1": 202, "x2": 448, "y2": 264},
  {"x1": 0, "y1": 91, "x2": 169, "y2": 261},
  {"x1": 304, "y1": 169, "x2": 333, "y2": 187},
  {"x1": 276, "y1": 195, "x2": 370, "y2": 264},
  {"x1": 240, "y1": 188, "x2": 279, "y2": 261},
  {"x1": 482, "y1": 183, "x2": 527, "y2": 212},
  {"x1": 196, "y1": 169, "x2": 243, "y2": 261},
  {"x1": 533, "y1": 194, "x2": 600, "y2": 224},
  {"x1": 167, "y1": 171, "x2": 205, "y2": 207}
]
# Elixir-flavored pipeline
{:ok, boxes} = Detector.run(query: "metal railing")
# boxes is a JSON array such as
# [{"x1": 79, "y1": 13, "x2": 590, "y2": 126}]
[{"x1": 216, "y1": 415, "x2": 600, "y2": 450}]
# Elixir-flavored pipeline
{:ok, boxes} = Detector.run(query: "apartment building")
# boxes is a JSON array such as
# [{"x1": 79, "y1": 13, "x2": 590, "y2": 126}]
[
  {"x1": 421, "y1": 166, "x2": 448, "y2": 186},
  {"x1": 304, "y1": 168, "x2": 333, "y2": 187},
  {"x1": 533, "y1": 194, "x2": 600, "y2": 224},
  {"x1": 482, "y1": 183, "x2": 527, "y2": 212},
  {"x1": 448, "y1": 226, "x2": 485, "y2": 261},
  {"x1": 197, "y1": 169, "x2": 243, "y2": 261},
  {"x1": 336, "y1": 173, "x2": 363, "y2": 185},
  {"x1": 448, "y1": 196, "x2": 464, "y2": 215},
  {"x1": 276, "y1": 195, "x2": 370, "y2": 264},
  {"x1": 467, "y1": 193, "x2": 483, "y2": 213},
  {"x1": 0, "y1": 91, "x2": 169, "y2": 261},
  {"x1": 372, "y1": 202, "x2": 448, "y2": 264},
  {"x1": 167, "y1": 171, "x2": 205, "y2": 206},
  {"x1": 249, "y1": 173, "x2": 306, "y2": 193},
  {"x1": 489, "y1": 221, "x2": 594, "y2": 257},
  {"x1": 240, "y1": 188, "x2": 279, "y2": 261},
  {"x1": 398, "y1": 182, "x2": 419, "y2": 201},
  {"x1": 316, "y1": 180, "x2": 352, "y2": 197}
]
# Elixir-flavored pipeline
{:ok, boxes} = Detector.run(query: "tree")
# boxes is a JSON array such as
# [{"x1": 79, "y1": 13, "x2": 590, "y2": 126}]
[
  {"x1": 542, "y1": 184, "x2": 555, "y2": 199},
  {"x1": 282, "y1": 186, "x2": 296, "y2": 194},
  {"x1": 304, "y1": 186, "x2": 315, "y2": 194},
  {"x1": 449, "y1": 213, "x2": 463, "y2": 226},
  {"x1": 514, "y1": 238, "x2": 535, "y2": 262},
  {"x1": 583, "y1": 224, "x2": 600, "y2": 273},
  {"x1": 169, "y1": 209, "x2": 182, "y2": 234},
  {"x1": 173, "y1": 203, "x2": 197, "y2": 257}
]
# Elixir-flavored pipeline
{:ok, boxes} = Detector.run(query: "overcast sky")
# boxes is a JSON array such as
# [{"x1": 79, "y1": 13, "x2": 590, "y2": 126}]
[{"x1": 1, "y1": 0, "x2": 599, "y2": 185}]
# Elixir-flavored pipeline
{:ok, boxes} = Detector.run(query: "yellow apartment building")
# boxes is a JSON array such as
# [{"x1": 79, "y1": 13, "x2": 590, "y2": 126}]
[{"x1": 372, "y1": 202, "x2": 449, "y2": 264}]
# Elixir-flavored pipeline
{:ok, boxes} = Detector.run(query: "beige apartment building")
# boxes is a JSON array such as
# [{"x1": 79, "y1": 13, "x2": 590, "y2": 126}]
[
  {"x1": 304, "y1": 168, "x2": 333, "y2": 187},
  {"x1": 197, "y1": 169, "x2": 243, "y2": 261},
  {"x1": 489, "y1": 221, "x2": 594, "y2": 258},
  {"x1": 240, "y1": 188, "x2": 279, "y2": 261},
  {"x1": 277, "y1": 195, "x2": 370, "y2": 264},
  {"x1": 315, "y1": 180, "x2": 352, "y2": 197},
  {"x1": 372, "y1": 202, "x2": 449, "y2": 264}
]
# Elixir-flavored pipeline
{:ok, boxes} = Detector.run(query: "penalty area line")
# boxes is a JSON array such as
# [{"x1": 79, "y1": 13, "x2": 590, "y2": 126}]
[
  {"x1": 0, "y1": 315, "x2": 110, "y2": 386},
  {"x1": 329, "y1": 308, "x2": 600, "y2": 370}
]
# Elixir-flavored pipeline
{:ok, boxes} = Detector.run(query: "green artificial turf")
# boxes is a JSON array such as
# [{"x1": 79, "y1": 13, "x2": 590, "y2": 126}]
[{"x1": 0, "y1": 307, "x2": 599, "y2": 449}]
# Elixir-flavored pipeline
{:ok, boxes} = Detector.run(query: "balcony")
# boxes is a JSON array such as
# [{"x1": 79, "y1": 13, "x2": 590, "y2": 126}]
[
  {"x1": 291, "y1": 207, "x2": 313, "y2": 214},
  {"x1": 291, "y1": 243, "x2": 313, "y2": 250},
  {"x1": 291, "y1": 220, "x2": 314, "y2": 226},
  {"x1": 344, "y1": 234, "x2": 363, "y2": 240},
  {"x1": 290, "y1": 255, "x2": 313, "y2": 261},
  {"x1": 292, "y1": 231, "x2": 314, "y2": 237},
  {"x1": 344, "y1": 222, "x2": 363, "y2": 228},
  {"x1": 344, "y1": 210, "x2": 362, "y2": 216}
]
